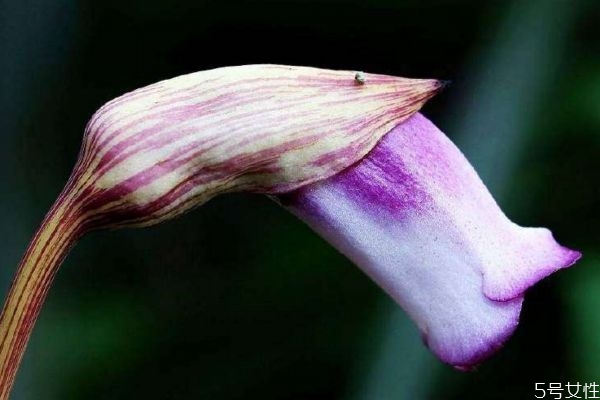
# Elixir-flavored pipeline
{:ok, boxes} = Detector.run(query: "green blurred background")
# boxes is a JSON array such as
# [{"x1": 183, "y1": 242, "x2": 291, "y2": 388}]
[{"x1": 0, "y1": 0, "x2": 598, "y2": 399}]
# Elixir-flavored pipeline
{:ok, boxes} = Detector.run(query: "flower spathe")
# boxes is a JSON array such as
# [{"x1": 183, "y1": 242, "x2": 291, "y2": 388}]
[
  {"x1": 279, "y1": 113, "x2": 580, "y2": 369},
  {"x1": 0, "y1": 64, "x2": 579, "y2": 399},
  {"x1": 79, "y1": 65, "x2": 442, "y2": 228}
]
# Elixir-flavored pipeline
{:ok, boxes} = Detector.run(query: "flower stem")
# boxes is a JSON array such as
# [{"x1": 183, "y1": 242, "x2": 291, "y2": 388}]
[{"x1": 0, "y1": 190, "x2": 83, "y2": 399}]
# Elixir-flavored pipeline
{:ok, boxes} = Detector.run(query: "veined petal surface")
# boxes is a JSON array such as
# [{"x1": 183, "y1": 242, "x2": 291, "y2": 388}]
[
  {"x1": 279, "y1": 113, "x2": 580, "y2": 368},
  {"x1": 76, "y1": 65, "x2": 442, "y2": 228}
]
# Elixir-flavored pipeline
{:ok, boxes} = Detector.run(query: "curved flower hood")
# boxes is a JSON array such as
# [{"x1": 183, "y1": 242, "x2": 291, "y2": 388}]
[
  {"x1": 0, "y1": 64, "x2": 579, "y2": 398},
  {"x1": 77, "y1": 65, "x2": 442, "y2": 228}
]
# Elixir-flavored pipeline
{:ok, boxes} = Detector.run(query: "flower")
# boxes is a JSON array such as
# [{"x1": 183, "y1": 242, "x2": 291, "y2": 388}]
[
  {"x1": 278, "y1": 112, "x2": 581, "y2": 369},
  {"x1": 0, "y1": 65, "x2": 579, "y2": 398}
]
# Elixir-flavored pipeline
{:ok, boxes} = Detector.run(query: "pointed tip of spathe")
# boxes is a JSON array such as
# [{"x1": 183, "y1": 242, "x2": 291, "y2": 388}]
[
  {"x1": 407, "y1": 77, "x2": 451, "y2": 104},
  {"x1": 436, "y1": 79, "x2": 452, "y2": 91}
]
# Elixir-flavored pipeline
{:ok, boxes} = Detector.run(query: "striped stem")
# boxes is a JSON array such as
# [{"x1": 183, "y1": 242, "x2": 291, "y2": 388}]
[{"x1": 0, "y1": 189, "x2": 84, "y2": 399}]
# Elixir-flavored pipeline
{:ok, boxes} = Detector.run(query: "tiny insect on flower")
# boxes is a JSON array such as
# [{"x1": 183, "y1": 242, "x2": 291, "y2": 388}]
[{"x1": 0, "y1": 64, "x2": 580, "y2": 398}]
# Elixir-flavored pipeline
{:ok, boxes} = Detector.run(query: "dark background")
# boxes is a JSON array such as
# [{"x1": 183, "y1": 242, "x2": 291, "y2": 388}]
[{"x1": 1, "y1": 0, "x2": 599, "y2": 399}]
